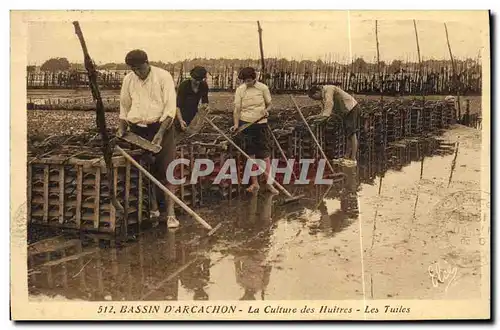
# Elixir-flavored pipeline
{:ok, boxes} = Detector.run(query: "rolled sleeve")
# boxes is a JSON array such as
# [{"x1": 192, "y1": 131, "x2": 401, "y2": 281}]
[
  {"x1": 321, "y1": 86, "x2": 334, "y2": 116},
  {"x1": 160, "y1": 71, "x2": 177, "y2": 122},
  {"x1": 263, "y1": 85, "x2": 272, "y2": 106},
  {"x1": 119, "y1": 75, "x2": 132, "y2": 121},
  {"x1": 233, "y1": 87, "x2": 242, "y2": 113}
]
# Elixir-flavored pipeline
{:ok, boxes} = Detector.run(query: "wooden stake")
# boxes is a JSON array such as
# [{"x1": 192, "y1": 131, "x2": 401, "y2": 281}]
[
  {"x1": 43, "y1": 166, "x2": 49, "y2": 223},
  {"x1": 76, "y1": 166, "x2": 82, "y2": 228},
  {"x1": 58, "y1": 166, "x2": 65, "y2": 224},
  {"x1": 413, "y1": 20, "x2": 425, "y2": 106},
  {"x1": 94, "y1": 167, "x2": 100, "y2": 229},
  {"x1": 257, "y1": 21, "x2": 266, "y2": 79},
  {"x1": 444, "y1": 22, "x2": 462, "y2": 120},
  {"x1": 375, "y1": 20, "x2": 383, "y2": 102}
]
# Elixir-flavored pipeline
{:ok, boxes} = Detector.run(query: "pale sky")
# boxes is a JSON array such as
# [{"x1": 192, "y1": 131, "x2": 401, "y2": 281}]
[{"x1": 26, "y1": 11, "x2": 488, "y2": 65}]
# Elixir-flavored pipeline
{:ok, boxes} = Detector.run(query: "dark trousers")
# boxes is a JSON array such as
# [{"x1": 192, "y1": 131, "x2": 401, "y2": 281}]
[
  {"x1": 239, "y1": 120, "x2": 271, "y2": 159},
  {"x1": 343, "y1": 105, "x2": 360, "y2": 137},
  {"x1": 129, "y1": 122, "x2": 176, "y2": 185}
]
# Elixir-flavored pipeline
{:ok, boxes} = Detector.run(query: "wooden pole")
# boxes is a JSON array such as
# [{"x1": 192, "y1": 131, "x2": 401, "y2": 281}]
[
  {"x1": 72, "y1": 21, "x2": 124, "y2": 215},
  {"x1": 257, "y1": 21, "x2": 266, "y2": 81},
  {"x1": 266, "y1": 123, "x2": 298, "y2": 181},
  {"x1": 375, "y1": 20, "x2": 383, "y2": 102},
  {"x1": 290, "y1": 96, "x2": 335, "y2": 174},
  {"x1": 413, "y1": 20, "x2": 425, "y2": 105},
  {"x1": 444, "y1": 22, "x2": 462, "y2": 120},
  {"x1": 115, "y1": 146, "x2": 213, "y2": 231}
]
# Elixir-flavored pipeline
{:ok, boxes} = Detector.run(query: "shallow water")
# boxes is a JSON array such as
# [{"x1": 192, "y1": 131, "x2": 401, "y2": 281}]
[{"x1": 28, "y1": 126, "x2": 488, "y2": 302}]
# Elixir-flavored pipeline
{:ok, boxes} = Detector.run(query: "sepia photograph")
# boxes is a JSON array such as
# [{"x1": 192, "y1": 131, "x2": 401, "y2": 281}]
[{"x1": 10, "y1": 10, "x2": 490, "y2": 320}]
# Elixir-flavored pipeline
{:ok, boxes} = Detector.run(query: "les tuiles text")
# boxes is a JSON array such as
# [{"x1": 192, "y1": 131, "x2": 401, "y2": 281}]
[{"x1": 97, "y1": 304, "x2": 410, "y2": 315}]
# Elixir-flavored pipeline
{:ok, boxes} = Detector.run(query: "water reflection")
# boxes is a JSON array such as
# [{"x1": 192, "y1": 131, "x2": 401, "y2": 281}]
[
  {"x1": 309, "y1": 166, "x2": 359, "y2": 236},
  {"x1": 28, "y1": 137, "x2": 456, "y2": 301},
  {"x1": 232, "y1": 193, "x2": 275, "y2": 300}
]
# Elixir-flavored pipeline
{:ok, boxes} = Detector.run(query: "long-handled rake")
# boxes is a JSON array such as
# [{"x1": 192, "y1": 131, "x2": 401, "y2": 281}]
[
  {"x1": 290, "y1": 95, "x2": 336, "y2": 175},
  {"x1": 266, "y1": 123, "x2": 298, "y2": 182},
  {"x1": 205, "y1": 117, "x2": 304, "y2": 205}
]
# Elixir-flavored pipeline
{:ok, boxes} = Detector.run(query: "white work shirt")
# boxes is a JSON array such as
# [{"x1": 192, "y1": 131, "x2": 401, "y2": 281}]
[
  {"x1": 119, "y1": 66, "x2": 176, "y2": 125},
  {"x1": 321, "y1": 85, "x2": 358, "y2": 116},
  {"x1": 234, "y1": 82, "x2": 272, "y2": 124}
]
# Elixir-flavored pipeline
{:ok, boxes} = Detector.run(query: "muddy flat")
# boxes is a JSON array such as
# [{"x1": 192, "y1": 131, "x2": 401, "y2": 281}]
[{"x1": 27, "y1": 125, "x2": 488, "y2": 301}]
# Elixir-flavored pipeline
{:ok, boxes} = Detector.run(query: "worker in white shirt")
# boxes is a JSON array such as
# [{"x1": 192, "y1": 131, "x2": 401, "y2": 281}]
[
  {"x1": 117, "y1": 49, "x2": 179, "y2": 228},
  {"x1": 232, "y1": 67, "x2": 279, "y2": 194},
  {"x1": 308, "y1": 84, "x2": 359, "y2": 167}
]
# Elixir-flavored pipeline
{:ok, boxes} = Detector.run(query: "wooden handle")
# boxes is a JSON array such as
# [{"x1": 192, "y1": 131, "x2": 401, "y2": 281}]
[
  {"x1": 116, "y1": 146, "x2": 213, "y2": 231},
  {"x1": 234, "y1": 114, "x2": 269, "y2": 135},
  {"x1": 205, "y1": 117, "x2": 293, "y2": 198},
  {"x1": 291, "y1": 95, "x2": 335, "y2": 174}
]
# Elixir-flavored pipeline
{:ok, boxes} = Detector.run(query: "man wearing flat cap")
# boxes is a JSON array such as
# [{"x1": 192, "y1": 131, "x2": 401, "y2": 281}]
[
  {"x1": 176, "y1": 66, "x2": 210, "y2": 131},
  {"x1": 118, "y1": 49, "x2": 180, "y2": 228}
]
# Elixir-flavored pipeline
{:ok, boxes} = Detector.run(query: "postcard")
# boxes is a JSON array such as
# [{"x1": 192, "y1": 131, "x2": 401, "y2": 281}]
[{"x1": 11, "y1": 10, "x2": 490, "y2": 320}]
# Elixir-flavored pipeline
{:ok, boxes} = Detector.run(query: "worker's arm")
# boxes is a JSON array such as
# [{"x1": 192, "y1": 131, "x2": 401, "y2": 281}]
[
  {"x1": 176, "y1": 108, "x2": 184, "y2": 123},
  {"x1": 152, "y1": 72, "x2": 176, "y2": 145},
  {"x1": 117, "y1": 75, "x2": 131, "y2": 137},
  {"x1": 320, "y1": 86, "x2": 334, "y2": 117},
  {"x1": 201, "y1": 81, "x2": 209, "y2": 105},
  {"x1": 262, "y1": 85, "x2": 272, "y2": 117},
  {"x1": 176, "y1": 81, "x2": 187, "y2": 130},
  {"x1": 232, "y1": 87, "x2": 242, "y2": 131},
  {"x1": 198, "y1": 82, "x2": 210, "y2": 113}
]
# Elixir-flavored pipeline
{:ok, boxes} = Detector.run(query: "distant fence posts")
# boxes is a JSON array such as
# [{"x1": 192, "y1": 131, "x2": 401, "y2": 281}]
[{"x1": 27, "y1": 63, "x2": 482, "y2": 96}]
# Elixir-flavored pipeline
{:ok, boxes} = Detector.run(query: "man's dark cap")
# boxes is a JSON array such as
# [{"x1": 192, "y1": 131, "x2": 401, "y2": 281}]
[
  {"x1": 190, "y1": 66, "x2": 208, "y2": 81},
  {"x1": 308, "y1": 85, "x2": 322, "y2": 97},
  {"x1": 125, "y1": 49, "x2": 148, "y2": 67}
]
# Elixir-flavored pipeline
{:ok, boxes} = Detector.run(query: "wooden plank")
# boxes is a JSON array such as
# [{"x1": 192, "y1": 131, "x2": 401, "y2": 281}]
[
  {"x1": 125, "y1": 161, "x2": 131, "y2": 230},
  {"x1": 39, "y1": 248, "x2": 99, "y2": 268},
  {"x1": 29, "y1": 238, "x2": 80, "y2": 256},
  {"x1": 76, "y1": 165, "x2": 83, "y2": 228},
  {"x1": 190, "y1": 145, "x2": 196, "y2": 207},
  {"x1": 43, "y1": 166, "x2": 49, "y2": 223},
  {"x1": 119, "y1": 131, "x2": 162, "y2": 153},
  {"x1": 180, "y1": 147, "x2": 185, "y2": 202},
  {"x1": 58, "y1": 166, "x2": 65, "y2": 224},
  {"x1": 28, "y1": 152, "x2": 144, "y2": 167},
  {"x1": 27, "y1": 165, "x2": 32, "y2": 223},
  {"x1": 109, "y1": 167, "x2": 118, "y2": 232},
  {"x1": 94, "y1": 167, "x2": 101, "y2": 229},
  {"x1": 138, "y1": 167, "x2": 143, "y2": 225}
]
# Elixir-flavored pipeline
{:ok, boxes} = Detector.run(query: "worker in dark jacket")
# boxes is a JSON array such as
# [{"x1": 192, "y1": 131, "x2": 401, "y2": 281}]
[{"x1": 176, "y1": 66, "x2": 209, "y2": 131}]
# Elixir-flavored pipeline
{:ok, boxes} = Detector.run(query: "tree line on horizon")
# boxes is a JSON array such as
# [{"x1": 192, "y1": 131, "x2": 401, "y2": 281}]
[{"x1": 29, "y1": 56, "x2": 482, "y2": 75}]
